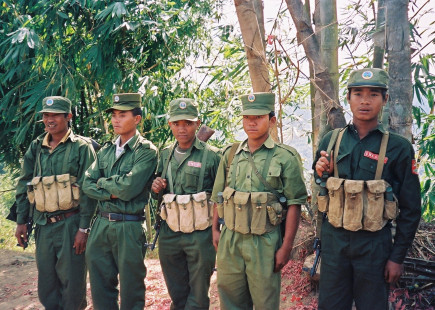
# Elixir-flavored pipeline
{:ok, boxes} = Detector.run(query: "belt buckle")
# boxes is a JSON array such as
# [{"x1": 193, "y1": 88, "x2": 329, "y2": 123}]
[
  {"x1": 49, "y1": 216, "x2": 57, "y2": 223},
  {"x1": 108, "y1": 213, "x2": 116, "y2": 222}
]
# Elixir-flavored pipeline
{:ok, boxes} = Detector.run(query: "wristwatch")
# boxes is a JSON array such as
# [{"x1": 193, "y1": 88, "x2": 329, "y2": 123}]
[{"x1": 79, "y1": 228, "x2": 90, "y2": 234}]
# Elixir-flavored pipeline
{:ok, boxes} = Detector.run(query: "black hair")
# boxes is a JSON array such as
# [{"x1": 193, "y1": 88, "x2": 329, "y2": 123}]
[
  {"x1": 347, "y1": 88, "x2": 388, "y2": 101},
  {"x1": 269, "y1": 111, "x2": 275, "y2": 119},
  {"x1": 131, "y1": 107, "x2": 143, "y2": 117},
  {"x1": 64, "y1": 113, "x2": 72, "y2": 128}
]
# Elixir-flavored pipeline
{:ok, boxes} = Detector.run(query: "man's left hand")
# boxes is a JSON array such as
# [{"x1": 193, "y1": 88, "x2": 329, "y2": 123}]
[
  {"x1": 384, "y1": 260, "x2": 404, "y2": 284},
  {"x1": 274, "y1": 246, "x2": 291, "y2": 273},
  {"x1": 73, "y1": 230, "x2": 88, "y2": 255}
]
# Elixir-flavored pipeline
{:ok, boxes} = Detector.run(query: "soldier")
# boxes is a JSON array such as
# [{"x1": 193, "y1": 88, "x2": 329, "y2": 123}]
[
  {"x1": 314, "y1": 68, "x2": 421, "y2": 310},
  {"x1": 83, "y1": 93, "x2": 158, "y2": 310},
  {"x1": 15, "y1": 96, "x2": 96, "y2": 310},
  {"x1": 151, "y1": 98, "x2": 220, "y2": 310},
  {"x1": 211, "y1": 92, "x2": 307, "y2": 309}
]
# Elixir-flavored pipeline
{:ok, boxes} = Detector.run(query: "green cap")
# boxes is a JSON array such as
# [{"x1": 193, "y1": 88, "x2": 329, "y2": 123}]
[
  {"x1": 240, "y1": 92, "x2": 275, "y2": 115},
  {"x1": 106, "y1": 93, "x2": 141, "y2": 112},
  {"x1": 347, "y1": 68, "x2": 389, "y2": 89},
  {"x1": 39, "y1": 96, "x2": 72, "y2": 114},
  {"x1": 168, "y1": 98, "x2": 198, "y2": 122}
]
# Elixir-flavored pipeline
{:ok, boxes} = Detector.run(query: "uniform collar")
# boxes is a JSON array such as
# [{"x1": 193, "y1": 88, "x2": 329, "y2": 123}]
[
  {"x1": 112, "y1": 130, "x2": 140, "y2": 150},
  {"x1": 348, "y1": 123, "x2": 386, "y2": 136},
  {"x1": 236, "y1": 135, "x2": 275, "y2": 154},
  {"x1": 42, "y1": 128, "x2": 72, "y2": 148}
]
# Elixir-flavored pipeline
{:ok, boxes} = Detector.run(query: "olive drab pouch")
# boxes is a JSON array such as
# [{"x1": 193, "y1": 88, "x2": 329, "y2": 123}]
[
  {"x1": 384, "y1": 194, "x2": 399, "y2": 220},
  {"x1": 364, "y1": 180, "x2": 387, "y2": 231},
  {"x1": 317, "y1": 193, "x2": 329, "y2": 213},
  {"x1": 192, "y1": 191, "x2": 210, "y2": 230},
  {"x1": 31, "y1": 176, "x2": 45, "y2": 212},
  {"x1": 233, "y1": 191, "x2": 251, "y2": 234},
  {"x1": 326, "y1": 177, "x2": 345, "y2": 228},
  {"x1": 70, "y1": 176, "x2": 80, "y2": 206},
  {"x1": 177, "y1": 194, "x2": 194, "y2": 233},
  {"x1": 42, "y1": 176, "x2": 58, "y2": 212},
  {"x1": 222, "y1": 187, "x2": 236, "y2": 230},
  {"x1": 250, "y1": 192, "x2": 268, "y2": 235},
  {"x1": 163, "y1": 194, "x2": 179, "y2": 232},
  {"x1": 267, "y1": 198, "x2": 284, "y2": 227},
  {"x1": 160, "y1": 201, "x2": 168, "y2": 221},
  {"x1": 343, "y1": 180, "x2": 364, "y2": 231},
  {"x1": 56, "y1": 174, "x2": 73, "y2": 210}
]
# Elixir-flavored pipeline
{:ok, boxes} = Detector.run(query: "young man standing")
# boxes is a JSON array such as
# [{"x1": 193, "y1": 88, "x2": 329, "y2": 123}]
[
  {"x1": 314, "y1": 68, "x2": 421, "y2": 310},
  {"x1": 83, "y1": 93, "x2": 158, "y2": 310},
  {"x1": 15, "y1": 96, "x2": 96, "y2": 309},
  {"x1": 151, "y1": 98, "x2": 220, "y2": 309},
  {"x1": 211, "y1": 93, "x2": 307, "y2": 309}
]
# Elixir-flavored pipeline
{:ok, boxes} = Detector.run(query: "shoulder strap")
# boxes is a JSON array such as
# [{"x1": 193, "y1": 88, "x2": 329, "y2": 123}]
[
  {"x1": 62, "y1": 141, "x2": 73, "y2": 175},
  {"x1": 333, "y1": 129, "x2": 346, "y2": 178},
  {"x1": 375, "y1": 131, "x2": 389, "y2": 180},
  {"x1": 225, "y1": 143, "x2": 240, "y2": 187},
  {"x1": 326, "y1": 129, "x2": 341, "y2": 155},
  {"x1": 34, "y1": 141, "x2": 42, "y2": 177},
  {"x1": 161, "y1": 144, "x2": 176, "y2": 194},
  {"x1": 197, "y1": 147, "x2": 209, "y2": 192}
]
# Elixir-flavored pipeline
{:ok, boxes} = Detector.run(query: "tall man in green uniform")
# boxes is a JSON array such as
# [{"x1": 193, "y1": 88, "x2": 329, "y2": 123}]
[
  {"x1": 15, "y1": 96, "x2": 96, "y2": 310},
  {"x1": 151, "y1": 98, "x2": 220, "y2": 309},
  {"x1": 314, "y1": 68, "x2": 421, "y2": 310},
  {"x1": 83, "y1": 93, "x2": 158, "y2": 310},
  {"x1": 211, "y1": 93, "x2": 308, "y2": 309}
]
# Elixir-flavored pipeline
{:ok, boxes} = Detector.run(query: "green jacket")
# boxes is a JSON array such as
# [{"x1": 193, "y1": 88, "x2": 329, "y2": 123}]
[
  {"x1": 313, "y1": 124, "x2": 421, "y2": 263},
  {"x1": 83, "y1": 131, "x2": 158, "y2": 215},
  {"x1": 16, "y1": 131, "x2": 97, "y2": 228},
  {"x1": 211, "y1": 136, "x2": 307, "y2": 206}
]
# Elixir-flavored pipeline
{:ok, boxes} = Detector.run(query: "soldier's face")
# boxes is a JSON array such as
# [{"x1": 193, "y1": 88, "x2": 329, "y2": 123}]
[
  {"x1": 243, "y1": 114, "x2": 275, "y2": 140},
  {"x1": 42, "y1": 112, "x2": 71, "y2": 136},
  {"x1": 111, "y1": 110, "x2": 141, "y2": 136},
  {"x1": 348, "y1": 87, "x2": 387, "y2": 124},
  {"x1": 169, "y1": 120, "x2": 200, "y2": 146}
]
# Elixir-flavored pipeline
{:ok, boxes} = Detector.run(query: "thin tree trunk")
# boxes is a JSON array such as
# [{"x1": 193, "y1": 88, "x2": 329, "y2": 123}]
[
  {"x1": 373, "y1": 0, "x2": 386, "y2": 68},
  {"x1": 385, "y1": 0, "x2": 413, "y2": 141},
  {"x1": 253, "y1": 0, "x2": 266, "y2": 54}
]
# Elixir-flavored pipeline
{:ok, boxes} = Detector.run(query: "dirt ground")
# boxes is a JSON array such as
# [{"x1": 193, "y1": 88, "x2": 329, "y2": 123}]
[{"x1": 0, "y1": 247, "x2": 318, "y2": 310}]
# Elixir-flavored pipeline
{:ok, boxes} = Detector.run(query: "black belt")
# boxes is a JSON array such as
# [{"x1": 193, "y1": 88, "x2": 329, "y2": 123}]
[
  {"x1": 47, "y1": 209, "x2": 80, "y2": 224},
  {"x1": 100, "y1": 212, "x2": 145, "y2": 222}
]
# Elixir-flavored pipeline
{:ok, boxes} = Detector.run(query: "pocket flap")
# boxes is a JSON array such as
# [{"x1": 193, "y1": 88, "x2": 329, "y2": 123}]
[
  {"x1": 70, "y1": 176, "x2": 77, "y2": 184},
  {"x1": 233, "y1": 191, "x2": 250, "y2": 205},
  {"x1": 42, "y1": 175, "x2": 56, "y2": 185},
  {"x1": 176, "y1": 194, "x2": 191, "y2": 205},
  {"x1": 222, "y1": 187, "x2": 236, "y2": 200},
  {"x1": 163, "y1": 193, "x2": 177, "y2": 204},
  {"x1": 326, "y1": 177, "x2": 345, "y2": 191},
  {"x1": 56, "y1": 173, "x2": 70, "y2": 183},
  {"x1": 267, "y1": 165, "x2": 281, "y2": 177},
  {"x1": 251, "y1": 192, "x2": 268, "y2": 204},
  {"x1": 192, "y1": 191, "x2": 207, "y2": 202},
  {"x1": 344, "y1": 180, "x2": 364, "y2": 194},
  {"x1": 366, "y1": 180, "x2": 386, "y2": 194},
  {"x1": 31, "y1": 176, "x2": 42, "y2": 186}
]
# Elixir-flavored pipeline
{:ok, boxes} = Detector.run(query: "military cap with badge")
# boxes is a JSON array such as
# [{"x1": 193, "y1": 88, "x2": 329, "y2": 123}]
[
  {"x1": 347, "y1": 68, "x2": 389, "y2": 89},
  {"x1": 240, "y1": 92, "x2": 275, "y2": 115},
  {"x1": 39, "y1": 96, "x2": 72, "y2": 114},
  {"x1": 168, "y1": 98, "x2": 199, "y2": 122},
  {"x1": 106, "y1": 93, "x2": 142, "y2": 112}
]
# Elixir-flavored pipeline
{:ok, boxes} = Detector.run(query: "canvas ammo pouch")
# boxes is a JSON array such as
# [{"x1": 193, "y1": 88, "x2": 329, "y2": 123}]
[
  {"x1": 324, "y1": 130, "x2": 398, "y2": 232},
  {"x1": 221, "y1": 187, "x2": 283, "y2": 235},
  {"x1": 161, "y1": 192, "x2": 213, "y2": 233}
]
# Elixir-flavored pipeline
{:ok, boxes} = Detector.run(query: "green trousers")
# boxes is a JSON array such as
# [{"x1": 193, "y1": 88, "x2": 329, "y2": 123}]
[
  {"x1": 318, "y1": 221, "x2": 392, "y2": 310},
  {"x1": 86, "y1": 216, "x2": 147, "y2": 310},
  {"x1": 158, "y1": 222, "x2": 215, "y2": 310},
  {"x1": 216, "y1": 226, "x2": 281, "y2": 310},
  {"x1": 35, "y1": 212, "x2": 87, "y2": 310}
]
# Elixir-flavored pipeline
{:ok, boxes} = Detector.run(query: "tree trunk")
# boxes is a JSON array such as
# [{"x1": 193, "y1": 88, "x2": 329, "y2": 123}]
[
  {"x1": 253, "y1": 0, "x2": 266, "y2": 54},
  {"x1": 385, "y1": 0, "x2": 413, "y2": 141},
  {"x1": 285, "y1": 0, "x2": 346, "y2": 137},
  {"x1": 234, "y1": 0, "x2": 271, "y2": 92},
  {"x1": 373, "y1": 0, "x2": 386, "y2": 68}
]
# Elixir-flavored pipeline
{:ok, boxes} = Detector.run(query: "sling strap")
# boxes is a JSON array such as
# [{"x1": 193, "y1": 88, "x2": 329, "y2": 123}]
[
  {"x1": 333, "y1": 129, "x2": 346, "y2": 178},
  {"x1": 161, "y1": 144, "x2": 176, "y2": 194},
  {"x1": 375, "y1": 131, "x2": 389, "y2": 180},
  {"x1": 225, "y1": 143, "x2": 240, "y2": 187},
  {"x1": 197, "y1": 147, "x2": 209, "y2": 192}
]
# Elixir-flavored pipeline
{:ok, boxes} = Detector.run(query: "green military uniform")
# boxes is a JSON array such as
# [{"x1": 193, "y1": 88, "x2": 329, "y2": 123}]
[
  {"x1": 83, "y1": 93, "x2": 158, "y2": 310},
  {"x1": 155, "y1": 98, "x2": 220, "y2": 309},
  {"x1": 313, "y1": 69, "x2": 421, "y2": 310},
  {"x1": 211, "y1": 93, "x2": 307, "y2": 310},
  {"x1": 16, "y1": 97, "x2": 96, "y2": 310}
]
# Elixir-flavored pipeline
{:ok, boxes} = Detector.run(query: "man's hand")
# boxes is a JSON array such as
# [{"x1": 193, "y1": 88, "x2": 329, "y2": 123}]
[
  {"x1": 384, "y1": 260, "x2": 404, "y2": 284},
  {"x1": 15, "y1": 224, "x2": 28, "y2": 248},
  {"x1": 152, "y1": 177, "x2": 167, "y2": 194},
  {"x1": 212, "y1": 228, "x2": 221, "y2": 252},
  {"x1": 315, "y1": 150, "x2": 334, "y2": 177},
  {"x1": 274, "y1": 245, "x2": 292, "y2": 272},
  {"x1": 73, "y1": 230, "x2": 88, "y2": 255}
]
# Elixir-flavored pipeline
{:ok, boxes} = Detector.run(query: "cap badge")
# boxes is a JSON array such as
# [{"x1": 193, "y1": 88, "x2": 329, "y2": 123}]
[
  {"x1": 46, "y1": 99, "x2": 54, "y2": 106},
  {"x1": 179, "y1": 101, "x2": 187, "y2": 109},
  {"x1": 248, "y1": 94, "x2": 256, "y2": 102},
  {"x1": 362, "y1": 71, "x2": 373, "y2": 80},
  {"x1": 114, "y1": 96, "x2": 120, "y2": 102}
]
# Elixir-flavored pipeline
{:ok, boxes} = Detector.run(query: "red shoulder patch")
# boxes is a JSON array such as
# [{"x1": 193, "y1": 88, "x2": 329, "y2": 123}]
[{"x1": 411, "y1": 159, "x2": 418, "y2": 175}]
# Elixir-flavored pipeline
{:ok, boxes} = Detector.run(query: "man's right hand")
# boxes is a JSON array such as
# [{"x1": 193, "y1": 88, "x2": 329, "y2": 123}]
[
  {"x1": 315, "y1": 150, "x2": 334, "y2": 177},
  {"x1": 212, "y1": 228, "x2": 221, "y2": 252},
  {"x1": 15, "y1": 224, "x2": 28, "y2": 248},
  {"x1": 152, "y1": 177, "x2": 167, "y2": 194}
]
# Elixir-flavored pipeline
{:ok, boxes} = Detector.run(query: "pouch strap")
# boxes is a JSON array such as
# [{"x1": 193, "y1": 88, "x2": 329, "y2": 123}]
[
  {"x1": 61, "y1": 142, "x2": 73, "y2": 175},
  {"x1": 197, "y1": 147, "x2": 209, "y2": 192},
  {"x1": 161, "y1": 144, "x2": 176, "y2": 194},
  {"x1": 333, "y1": 129, "x2": 346, "y2": 178},
  {"x1": 375, "y1": 131, "x2": 389, "y2": 180},
  {"x1": 226, "y1": 143, "x2": 240, "y2": 187},
  {"x1": 34, "y1": 142, "x2": 42, "y2": 177}
]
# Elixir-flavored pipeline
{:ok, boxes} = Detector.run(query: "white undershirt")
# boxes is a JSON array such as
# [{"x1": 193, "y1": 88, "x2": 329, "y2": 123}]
[{"x1": 115, "y1": 136, "x2": 134, "y2": 158}]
